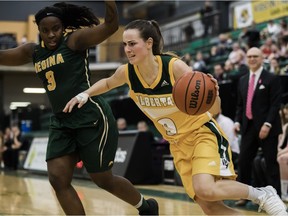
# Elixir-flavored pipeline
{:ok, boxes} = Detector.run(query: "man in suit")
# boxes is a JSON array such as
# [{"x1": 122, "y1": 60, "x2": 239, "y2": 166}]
[{"x1": 234, "y1": 47, "x2": 283, "y2": 204}]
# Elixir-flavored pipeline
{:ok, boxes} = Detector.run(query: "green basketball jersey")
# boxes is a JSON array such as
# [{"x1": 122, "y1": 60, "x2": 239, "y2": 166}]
[
  {"x1": 33, "y1": 35, "x2": 91, "y2": 114},
  {"x1": 124, "y1": 55, "x2": 212, "y2": 143}
]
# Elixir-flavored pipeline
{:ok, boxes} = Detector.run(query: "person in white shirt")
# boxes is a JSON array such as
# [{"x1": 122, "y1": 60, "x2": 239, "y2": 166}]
[{"x1": 214, "y1": 110, "x2": 240, "y2": 168}]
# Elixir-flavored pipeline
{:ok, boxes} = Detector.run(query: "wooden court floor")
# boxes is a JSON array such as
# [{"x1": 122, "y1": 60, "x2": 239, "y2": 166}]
[{"x1": 0, "y1": 170, "x2": 274, "y2": 215}]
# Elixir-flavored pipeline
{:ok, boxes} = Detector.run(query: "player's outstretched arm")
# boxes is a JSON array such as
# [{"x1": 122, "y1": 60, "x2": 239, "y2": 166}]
[
  {"x1": 0, "y1": 43, "x2": 35, "y2": 66},
  {"x1": 63, "y1": 64, "x2": 127, "y2": 113},
  {"x1": 68, "y1": 0, "x2": 119, "y2": 51}
]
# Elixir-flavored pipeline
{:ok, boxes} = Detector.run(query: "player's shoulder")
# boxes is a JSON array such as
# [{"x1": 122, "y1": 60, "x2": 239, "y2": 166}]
[
  {"x1": 117, "y1": 64, "x2": 128, "y2": 72},
  {"x1": 114, "y1": 64, "x2": 128, "y2": 78}
]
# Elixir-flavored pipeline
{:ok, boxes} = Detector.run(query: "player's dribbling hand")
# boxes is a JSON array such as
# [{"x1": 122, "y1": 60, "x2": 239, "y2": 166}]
[
  {"x1": 207, "y1": 73, "x2": 219, "y2": 96},
  {"x1": 63, "y1": 92, "x2": 89, "y2": 113}
]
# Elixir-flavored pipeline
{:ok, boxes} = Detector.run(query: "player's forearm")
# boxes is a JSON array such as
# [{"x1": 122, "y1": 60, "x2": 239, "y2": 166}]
[
  {"x1": 85, "y1": 79, "x2": 111, "y2": 97},
  {"x1": 104, "y1": 0, "x2": 119, "y2": 34}
]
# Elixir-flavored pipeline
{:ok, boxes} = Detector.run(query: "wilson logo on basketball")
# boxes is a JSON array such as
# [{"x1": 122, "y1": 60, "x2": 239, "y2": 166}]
[
  {"x1": 189, "y1": 80, "x2": 201, "y2": 108},
  {"x1": 172, "y1": 71, "x2": 216, "y2": 115}
]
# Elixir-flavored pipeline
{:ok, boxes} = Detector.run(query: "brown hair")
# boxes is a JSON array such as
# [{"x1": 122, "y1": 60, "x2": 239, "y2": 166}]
[{"x1": 124, "y1": 19, "x2": 179, "y2": 58}]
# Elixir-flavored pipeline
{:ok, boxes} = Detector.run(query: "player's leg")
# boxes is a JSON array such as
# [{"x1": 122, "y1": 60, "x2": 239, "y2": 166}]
[
  {"x1": 192, "y1": 173, "x2": 244, "y2": 215},
  {"x1": 171, "y1": 120, "x2": 287, "y2": 215},
  {"x1": 89, "y1": 170, "x2": 158, "y2": 215},
  {"x1": 196, "y1": 199, "x2": 242, "y2": 215},
  {"x1": 79, "y1": 107, "x2": 158, "y2": 215},
  {"x1": 193, "y1": 173, "x2": 288, "y2": 215},
  {"x1": 47, "y1": 153, "x2": 84, "y2": 215},
  {"x1": 46, "y1": 116, "x2": 84, "y2": 215}
]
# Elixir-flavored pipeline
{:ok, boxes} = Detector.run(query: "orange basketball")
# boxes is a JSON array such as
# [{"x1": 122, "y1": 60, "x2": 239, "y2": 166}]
[{"x1": 172, "y1": 71, "x2": 217, "y2": 115}]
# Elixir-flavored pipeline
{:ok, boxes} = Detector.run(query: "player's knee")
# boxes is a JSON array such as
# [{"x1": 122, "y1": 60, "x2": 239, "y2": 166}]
[
  {"x1": 48, "y1": 172, "x2": 71, "y2": 191},
  {"x1": 95, "y1": 179, "x2": 112, "y2": 190},
  {"x1": 91, "y1": 173, "x2": 114, "y2": 191},
  {"x1": 194, "y1": 184, "x2": 215, "y2": 201}
]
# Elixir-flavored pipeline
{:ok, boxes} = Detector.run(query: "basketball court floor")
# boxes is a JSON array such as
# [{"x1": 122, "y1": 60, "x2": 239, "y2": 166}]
[{"x1": 0, "y1": 170, "x2": 274, "y2": 215}]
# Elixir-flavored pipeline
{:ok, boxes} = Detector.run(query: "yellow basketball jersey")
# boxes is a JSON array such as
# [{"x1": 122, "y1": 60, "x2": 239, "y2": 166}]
[{"x1": 124, "y1": 55, "x2": 212, "y2": 143}]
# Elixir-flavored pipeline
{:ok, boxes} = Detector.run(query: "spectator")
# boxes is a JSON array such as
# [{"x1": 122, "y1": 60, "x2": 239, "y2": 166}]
[
  {"x1": 267, "y1": 44, "x2": 281, "y2": 62},
  {"x1": 200, "y1": 0, "x2": 213, "y2": 36},
  {"x1": 260, "y1": 37, "x2": 274, "y2": 59},
  {"x1": 217, "y1": 33, "x2": 233, "y2": 54},
  {"x1": 2, "y1": 124, "x2": 23, "y2": 170},
  {"x1": 213, "y1": 63, "x2": 225, "y2": 82},
  {"x1": 223, "y1": 59, "x2": 248, "y2": 83},
  {"x1": 234, "y1": 47, "x2": 282, "y2": 205},
  {"x1": 209, "y1": 45, "x2": 222, "y2": 58},
  {"x1": 269, "y1": 58, "x2": 281, "y2": 75},
  {"x1": 228, "y1": 42, "x2": 246, "y2": 65},
  {"x1": 182, "y1": 52, "x2": 193, "y2": 67},
  {"x1": 137, "y1": 121, "x2": 155, "y2": 144},
  {"x1": 279, "y1": 19, "x2": 288, "y2": 46},
  {"x1": 238, "y1": 27, "x2": 248, "y2": 46},
  {"x1": 192, "y1": 51, "x2": 208, "y2": 73},
  {"x1": 261, "y1": 20, "x2": 282, "y2": 43},
  {"x1": 183, "y1": 23, "x2": 194, "y2": 42},
  {"x1": 117, "y1": 118, "x2": 128, "y2": 131},
  {"x1": 279, "y1": 37, "x2": 288, "y2": 61},
  {"x1": 281, "y1": 65, "x2": 288, "y2": 75},
  {"x1": 240, "y1": 22, "x2": 261, "y2": 49},
  {"x1": 137, "y1": 121, "x2": 149, "y2": 132},
  {"x1": 223, "y1": 59, "x2": 237, "y2": 80},
  {"x1": 233, "y1": 53, "x2": 249, "y2": 81}
]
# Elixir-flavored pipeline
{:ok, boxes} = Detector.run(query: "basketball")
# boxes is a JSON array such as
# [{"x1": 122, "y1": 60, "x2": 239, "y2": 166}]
[{"x1": 172, "y1": 71, "x2": 217, "y2": 115}]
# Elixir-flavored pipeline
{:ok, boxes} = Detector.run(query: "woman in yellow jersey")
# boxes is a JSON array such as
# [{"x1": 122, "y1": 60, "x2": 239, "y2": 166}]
[{"x1": 63, "y1": 19, "x2": 287, "y2": 215}]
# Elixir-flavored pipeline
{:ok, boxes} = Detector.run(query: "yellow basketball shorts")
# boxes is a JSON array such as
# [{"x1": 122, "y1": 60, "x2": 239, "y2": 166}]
[{"x1": 170, "y1": 119, "x2": 237, "y2": 199}]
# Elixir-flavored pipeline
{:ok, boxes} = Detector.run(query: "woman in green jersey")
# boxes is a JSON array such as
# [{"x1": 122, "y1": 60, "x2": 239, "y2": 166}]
[
  {"x1": 0, "y1": 2, "x2": 158, "y2": 215},
  {"x1": 64, "y1": 19, "x2": 287, "y2": 215}
]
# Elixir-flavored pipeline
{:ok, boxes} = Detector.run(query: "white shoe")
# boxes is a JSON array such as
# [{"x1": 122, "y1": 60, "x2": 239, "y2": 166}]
[
  {"x1": 282, "y1": 195, "x2": 288, "y2": 203},
  {"x1": 254, "y1": 186, "x2": 288, "y2": 215}
]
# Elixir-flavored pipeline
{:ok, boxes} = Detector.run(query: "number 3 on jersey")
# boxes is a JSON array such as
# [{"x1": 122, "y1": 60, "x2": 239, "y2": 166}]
[
  {"x1": 158, "y1": 118, "x2": 177, "y2": 136},
  {"x1": 46, "y1": 70, "x2": 56, "y2": 91}
]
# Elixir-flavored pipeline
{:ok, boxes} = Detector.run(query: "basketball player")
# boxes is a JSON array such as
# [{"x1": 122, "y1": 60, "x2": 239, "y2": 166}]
[
  {"x1": 0, "y1": 2, "x2": 158, "y2": 215},
  {"x1": 64, "y1": 19, "x2": 288, "y2": 215}
]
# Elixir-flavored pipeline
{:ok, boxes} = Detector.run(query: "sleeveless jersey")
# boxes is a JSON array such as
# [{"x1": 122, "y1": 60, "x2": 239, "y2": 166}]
[
  {"x1": 125, "y1": 55, "x2": 212, "y2": 143},
  {"x1": 33, "y1": 34, "x2": 91, "y2": 114}
]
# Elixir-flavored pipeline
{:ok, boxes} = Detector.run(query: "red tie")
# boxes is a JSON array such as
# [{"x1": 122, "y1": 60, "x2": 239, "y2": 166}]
[{"x1": 246, "y1": 74, "x2": 256, "y2": 119}]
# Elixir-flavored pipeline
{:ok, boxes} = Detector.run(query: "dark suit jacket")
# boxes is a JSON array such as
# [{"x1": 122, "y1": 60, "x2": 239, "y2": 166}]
[{"x1": 235, "y1": 69, "x2": 282, "y2": 136}]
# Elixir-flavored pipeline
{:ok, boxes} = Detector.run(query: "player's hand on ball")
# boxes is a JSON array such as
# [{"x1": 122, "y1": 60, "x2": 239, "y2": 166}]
[
  {"x1": 63, "y1": 92, "x2": 89, "y2": 113},
  {"x1": 207, "y1": 73, "x2": 219, "y2": 96}
]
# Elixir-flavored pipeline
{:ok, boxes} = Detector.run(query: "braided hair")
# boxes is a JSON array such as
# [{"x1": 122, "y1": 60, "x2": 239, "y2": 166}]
[{"x1": 35, "y1": 2, "x2": 100, "y2": 30}]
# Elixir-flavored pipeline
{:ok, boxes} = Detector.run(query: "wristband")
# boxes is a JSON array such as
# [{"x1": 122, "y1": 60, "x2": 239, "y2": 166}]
[
  {"x1": 264, "y1": 122, "x2": 272, "y2": 128},
  {"x1": 75, "y1": 92, "x2": 89, "y2": 104}
]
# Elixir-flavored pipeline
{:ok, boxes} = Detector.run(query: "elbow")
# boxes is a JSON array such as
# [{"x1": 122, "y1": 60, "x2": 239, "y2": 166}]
[
  {"x1": 110, "y1": 16, "x2": 119, "y2": 33},
  {"x1": 105, "y1": 21, "x2": 119, "y2": 35}
]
